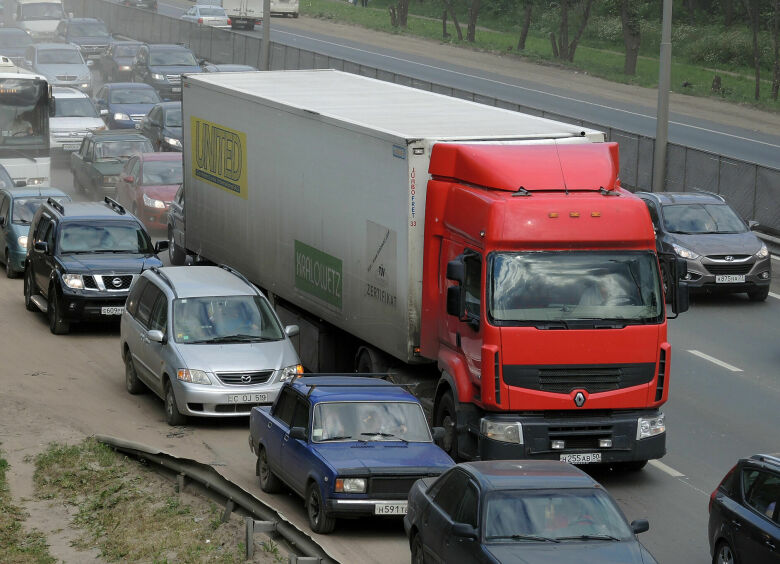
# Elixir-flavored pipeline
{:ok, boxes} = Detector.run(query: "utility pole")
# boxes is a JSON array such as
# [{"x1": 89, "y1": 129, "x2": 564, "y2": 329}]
[
  {"x1": 260, "y1": 0, "x2": 271, "y2": 70},
  {"x1": 652, "y1": 0, "x2": 672, "y2": 193},
  {"x1": 5, "y1": 0, "x2": 16, "y2": 28}
]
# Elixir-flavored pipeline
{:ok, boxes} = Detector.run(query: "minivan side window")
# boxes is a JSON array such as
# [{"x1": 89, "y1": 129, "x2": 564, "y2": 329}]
[
  {"x1": 136, "y1": 283, "x2": 162, "y2": 327},
  {"x1": 148, "y1": 294, "x2": 168, "y2": 333},
  {"x1": 126, "y1": 277, "x2": 149, "y2": 316}
]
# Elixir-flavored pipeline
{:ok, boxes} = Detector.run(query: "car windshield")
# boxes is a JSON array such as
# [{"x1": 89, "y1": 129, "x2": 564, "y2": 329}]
[
  {"x1": 0, "y1": 31, "x2": 33, "y2": 48},
  {"x1": 150, "y1": 50, "x2": 197, "y2": 66},
  {"x1": 54, "y1": 97, "x2": 98, "y2": 117},
  {"x1": 95, "y1": 140, "x2": 152, "y2": 160},
  {"x1": 311, "y1": 401, "x2": 432, "y2": 443},
  {"x1": 20, "y1": 2, "x2": 63, "y2": 19},
  {"x1": 483, "y1": 489, "x2": 633, "y2": 543},
  {"x1": 142, "y1": 160, "x2": 182, "y2": 185},
  {"x1": 199, "y1": 7, "x2": 225, "y2": 15},
  {"x1": 172, "y1": 295, "x2": 284, "y2": 343},
  {"x1": 114, "y1": 45, "x2": 140, "y2": 57},
  {"x1": 37, "y1": 49, "x2": 84, "y2": 65},
  {"x1": 0, "y1": 167, "x2": 13, "y2": 189},
  {"x1": 13, "y1": 196, "x2": 68, "y2": 224},
  {"x1": 489, "y1": 251, "x2": 663, "y2": 326},
  {"x1": 164, "y1": 108, "x2": 182, "y2": 127},
  {"x1": 109, "y1": 88, "x2": 160, "y2": 104},
  {"x1": 59, "y1": 221, "x2": 153, "y2": 254},
  {"x1": 68, "y1": 21, "x2": 110, "y2": 37},
  {"x1": 662, "y1": 203, "x2": 746, "y2": 234}
]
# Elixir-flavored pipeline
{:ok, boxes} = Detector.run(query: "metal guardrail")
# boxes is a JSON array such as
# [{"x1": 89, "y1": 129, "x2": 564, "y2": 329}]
[{"x1": 74, "y1": 0, "x2": 780, "y2": 235}]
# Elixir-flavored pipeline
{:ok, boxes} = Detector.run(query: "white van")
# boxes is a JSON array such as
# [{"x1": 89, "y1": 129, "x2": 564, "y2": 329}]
[{"x1": 16, "y1": 0, "x2": 66, "y2": 39}]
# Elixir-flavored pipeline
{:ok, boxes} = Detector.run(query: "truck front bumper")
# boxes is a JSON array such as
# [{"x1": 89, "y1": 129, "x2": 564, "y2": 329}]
[{"x1": 478, "y1": 409, "x2": 666, "y2": 464}]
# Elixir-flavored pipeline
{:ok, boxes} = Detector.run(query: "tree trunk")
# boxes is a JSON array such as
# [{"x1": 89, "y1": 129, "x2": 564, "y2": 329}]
[
  {"x1": 773, "y1": 0, "x2": 779, "y2": 100},
  {"x1": 558, "y1": 0, "x2": 570, "y2": 60},
  {"x1": 685, "y1": 0, "x2": 696, "y2": 24},
  {"x1": 397, "y1": 0, "x2": 409, "y2": 27},
  {"x1": 442, "y1": 9, "x2": 450, "y2": 39},
  {"x1": 724, "y1": 0, "x2": 734, "y2": 27},
  {"x1": 566, "y1": 0, "x2": 594, "y2": 62},
  {"x1": 466, "y1": 0, "x2": 482, "y2": 42},
  {"x1": 441, "y1": 0, "x2": 463, "y2": 40},
  {"x1": 550, "y1": 32, "x2": 559, "y2": 58},
  {"x1": 517, "y1": 0, "x2": 532, "y2": 50},
  {"x1": 621, "y1": 0, "x2": 641, "y2": 75},
  {"x1": 743, "y1": 0, "x2": 761, "y2": 100}
]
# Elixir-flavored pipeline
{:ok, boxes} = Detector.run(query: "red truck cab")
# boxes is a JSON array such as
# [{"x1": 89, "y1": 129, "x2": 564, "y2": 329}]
[{"x1": 420, "y1": 142, "x2": 688, "y2": 467}]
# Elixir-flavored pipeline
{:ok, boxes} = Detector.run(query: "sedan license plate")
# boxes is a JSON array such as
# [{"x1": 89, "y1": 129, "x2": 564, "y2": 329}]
[
  {"x1": 227, "y1": 393, "x2": 267, "y2": 403},
  {"x1": 101, "y1": 306, "x2": 124, "y2": 315},
  {"x1": 374, "y1": 502, "x2": 407, "y2": 515},
  {"x1": 715, "y1": 274, "x2": 745, "y2": 283},
  {"x1": 560, "y1": 452, "x2": 602, "y2": 464},
  {"x1": 63, "y1": 143, "x2": 80, "y2": 151}
]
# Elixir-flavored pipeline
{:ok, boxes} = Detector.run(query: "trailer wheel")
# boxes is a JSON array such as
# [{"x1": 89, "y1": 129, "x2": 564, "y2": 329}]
[
  {"x1": 355, "y1": 346, "x2": 388, "y2": 376},
  {"x1": 434, "y1": 390, "x2": 458, "y2": 459}
]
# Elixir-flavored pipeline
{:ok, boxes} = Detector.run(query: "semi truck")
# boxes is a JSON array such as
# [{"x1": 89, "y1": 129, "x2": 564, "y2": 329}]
[{"x1": 179, "y1": 69, "x2": 689, "y2": 467}]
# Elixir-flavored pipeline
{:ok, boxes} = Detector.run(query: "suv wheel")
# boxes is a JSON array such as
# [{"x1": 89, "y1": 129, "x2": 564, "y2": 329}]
[
  {"x1": 714, "y1": 539, "x2": 738, "y2": 564},
  {"x1": 168, "y1": 227, "x2": 186, "y2": 265},
  {"x1": 48, "y1": 287, "x2": 70, "y2": 335},
  {"x1": 24, "y1": 267, "x2": 37, "y2": 311},
  {"x1": 747, "y1": 287, "x2": 769, "y2": 302},
  {"x1": 165, "y1": 381, "x2": 187, "y2": 426},
  {"x1": 125, "y1": 351, "x2": 146, "y2": 394}
]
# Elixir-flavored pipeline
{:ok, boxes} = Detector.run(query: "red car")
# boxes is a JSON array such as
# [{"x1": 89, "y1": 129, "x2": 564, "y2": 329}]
[{"x1": 116, "y1": 152, "x2": 182, "y2": 232}]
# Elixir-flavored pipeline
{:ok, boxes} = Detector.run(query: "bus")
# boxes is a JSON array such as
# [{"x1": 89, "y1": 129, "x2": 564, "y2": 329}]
[{"x1": 0, "y1": 57, "x2": 52, "y2": 187}]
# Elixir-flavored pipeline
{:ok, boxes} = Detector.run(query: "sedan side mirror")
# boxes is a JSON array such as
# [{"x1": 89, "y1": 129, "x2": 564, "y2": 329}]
[
  {"x1": 285, "y1": 324, "x2": 299, "y2": 337},
  {"x1": 154, "y1": 240, "x2": 169, "y2": 254},
  {"x1": 147, "y1": 329, "x2": 165, "y2": 343},
  {"x1": 289, "y1": 426, "x2": 307, "y2": 441},
  {"x1": 630, "y1": 519, "x2": 649, "y2": 534},
  {"x1": 452, "y1": 523, "x2": 478, "y2": 539}
]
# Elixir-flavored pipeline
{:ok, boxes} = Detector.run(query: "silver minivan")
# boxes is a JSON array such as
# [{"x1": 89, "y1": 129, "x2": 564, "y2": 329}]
[{"x1": 120, "y1": 265, "x2": 302, "y2": 425}]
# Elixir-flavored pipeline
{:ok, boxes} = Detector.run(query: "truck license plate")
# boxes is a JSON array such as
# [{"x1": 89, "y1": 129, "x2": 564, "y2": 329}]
[
  {"x1": 227, "y1": 393, "x2": 267, "y2": 403},
  {"x1": 715, "y1": 275, "x2": 745, "y2": 283},
  {"x1": 101, "y1": 306, "x2": 124, "y2": 315},
  {"x1": 560, "y1": 452, "x2": 602, "y2": 464},
  {"x1": 374, "y1": 502, "x2": 407, "y2": 515}
]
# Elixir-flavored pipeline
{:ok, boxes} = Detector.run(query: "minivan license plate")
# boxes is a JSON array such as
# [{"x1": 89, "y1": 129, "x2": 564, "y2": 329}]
[
  {"x1": 560, "y1": 453, "x2": 602, "y2": 464},
  {"x1": 375, "y1": 503, "x2": 407, "y2": 515},
  {"x1": 715, "y1": 275, "x2": 745, "y2": 283},
  {"x1": 227, "y1": 393, "x2": 267, "y2": 403},
  {"x1": 101, "y1": 306, "x2": 124, "y2": 315}
]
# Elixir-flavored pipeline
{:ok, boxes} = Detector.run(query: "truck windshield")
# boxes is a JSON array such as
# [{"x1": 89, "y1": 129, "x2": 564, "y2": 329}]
[
  {"x1": 488, "y1": 251, "x2": 663, "y2": 325},
  {"x1": 20, "y1": 2, "x2": 64, "y2": 19},
  {"x1": 172, "y1": 295, "x2": 284, "y2": 344},
  {"x1": 0, "y1": 78, "x2": 48, "y2": 149},
  {"x1": 311, "y1": 401, "x2": 432, "y2": 443}
]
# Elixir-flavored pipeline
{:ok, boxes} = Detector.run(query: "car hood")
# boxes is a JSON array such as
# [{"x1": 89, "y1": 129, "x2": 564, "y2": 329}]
[
  {"x1": 36, "y1": 63, "x2": 90, "y2": 78},
  {"x1": 10, "y1": 223, "x2": 31, "y2": 241},
  {"x1": 142, "y1": 184, "x2": 180, "y2": 202},
  {"x1": 50, "y1": 117, "x2": 105, "y2": 131},
  {"x1": 485, "y1": 539, "x2": 654, "y2": 564},
  {"x1": 58, "y1": 253, "x2": 161, "y2": 274},
  {"x1": 0, "y1": 46, "x2": 26, "y2": 58},
  {"x1": 669, "y1": 231, "x2": 762, "y2": 256},
  {"x1": 311, "y1": 442, "x2": 454, "y2": 472},
  {"x1": 92, "y1": 161, "x2": 126, "y2": 175},
  {"x1": 68, "y1": 36, "x2": 112, "y2": 46},
  {"x1": 149, "y1": 65, "x2": 203, "y2": 75},
  {"x1": 176, "y1": 339, "x2": 299, "y2": 373},
  {"x1": 108, "y1": 102, "x2": 157, "y2": 115}
]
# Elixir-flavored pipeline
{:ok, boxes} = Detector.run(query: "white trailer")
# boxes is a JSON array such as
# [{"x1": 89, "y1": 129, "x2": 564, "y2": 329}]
[{"x1": 180, "y1": 70, "x2": 602, "y2": 370}]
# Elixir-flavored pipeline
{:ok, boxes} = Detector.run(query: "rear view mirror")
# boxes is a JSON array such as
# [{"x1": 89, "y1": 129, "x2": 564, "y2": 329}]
[
  {"x1": 431, "y1": 426, "x2": 445, "y2": 444},
  {"x1": 630, "y1": 519, "x2": 649, "y2": 534},
  {"x1": 147, "y1": 329, "x2": 165, "y2": 343},
  {"x1": 123, "y1": 175, "x2": 134, "y2": 183},
  {"x1": 285, "y1": 324, "x2": 299, "y2": 337},
  {"x1": 672, "y1": 257, "x2": 689, "y2": 314},
  {"x1": 154, "y1": 240, "x2": 169, "y2": 254},
  {"x1": 289, "y1": 426, "x2": 307, "y2": 441},
  {"x1": 34, "y1": 241, "x2": 48, "y2": 253},
  {"x1": 446, "y1": 285, "x2": 463, "y2": 318},
  {"x1": 452, "y1": 523, "x2": 478, "y2": 539},
  {"x1": 446, "y1": 258, "x2": 464, "y2": 284},
  {"x1": 0, "y1": 217, "x2": 4, "y2": 227},
  {"x1": 747, "y1": 220, "x2": 759, "y2": 230},
  {"x1": 100, "y1": 108, "x2": 109, "y2": 116}
]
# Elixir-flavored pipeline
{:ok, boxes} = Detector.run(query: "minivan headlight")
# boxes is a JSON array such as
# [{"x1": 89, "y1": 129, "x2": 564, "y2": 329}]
[
  {"x1": 637, "y1": 413, "x2": 665, "y2": 440},
  {"x1": 177, "y1": 369, "x2": 212, "y2": 385},
  {"x1": 280, "y1": 364, "x2": 303, "y2": 382},
  {"x1": 756, "y1": 243, "x2": 768, "y2": 259},
  {"x1": 672, "y1": 243, "x2": 699, "y2": 260},
  {"x1": 17, "y1": 235, "x2": 28, "y2": 249},
  {"x1": 480, "y1": 419, "x2": 523, "y2": 444}
]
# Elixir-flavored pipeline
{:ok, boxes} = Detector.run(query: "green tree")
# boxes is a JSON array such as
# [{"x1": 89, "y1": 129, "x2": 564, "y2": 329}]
[
  {"x1": 550, "y1": 0, "x2": 595, "y2": 62},
  {"x1": 621, "y1": 0, "x2": 642, "y2": 75}
]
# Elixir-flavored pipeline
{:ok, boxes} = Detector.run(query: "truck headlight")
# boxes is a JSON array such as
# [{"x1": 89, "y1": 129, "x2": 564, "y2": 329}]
[
  {"x1": 335, "y1": 478, "x2": 366, "y2": 493},
  {"x1": 62, "y1": 273, "x2": 84, "y2": 289},
  {"x1": 143, "y1": 193, "x2": 166, "y2": 209},
  {"x1": 636, "y1": 413, "x2": 665, "y2": 440},
  {"x1": 280, "y1": 364, "x2": 303, "y2": 382},
  {"x1": 672, "y1": 243, "x2": 699, "y2": 260},
  {"x1": 151, "y1": 72, "x2": 165, "y2": 81},
  {"x1": 17, "y1": 235, "x2": 28, "y2": 249},
  {"x1": 177, "y1": 369, "x2": 212, "y2": 385},
  {"x1": 756, "y1": 243, "x2": 768, "y2": 259},
  {"x1": 163, "y1": 136, "x2": 181, "y2": 148},
  {"x1": 480, "y1": 419, "x2": 523, "y2": 444},
  {"x1": 114, "y1": 112, "x2": 131, "y2": 121}
]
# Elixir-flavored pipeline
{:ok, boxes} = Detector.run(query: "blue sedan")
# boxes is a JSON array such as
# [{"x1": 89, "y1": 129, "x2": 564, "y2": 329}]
[
  {"x1": 0, "y1": 187, "x2": 71, "y2": 277},
  {"x1": 93, "y1": 83, "x2": 161, "y2": 130}
]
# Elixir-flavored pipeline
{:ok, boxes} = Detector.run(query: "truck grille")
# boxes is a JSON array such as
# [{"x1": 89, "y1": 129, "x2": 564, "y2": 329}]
[
  {"x1": 368, "y1": 476, "x2": 422, "y2": 498},
  {"x1": 216, "y1": 371, "x2": 273, "y2": 385},
  {"x1": 549, "y1": 423, "x2": 613, "y2": 450},
  {"x1": 704, "y1": 263, "x2": 753, "y2": 275},
  {"x1": 503, "y1": 363, "x2": 655, "y2": 394}
]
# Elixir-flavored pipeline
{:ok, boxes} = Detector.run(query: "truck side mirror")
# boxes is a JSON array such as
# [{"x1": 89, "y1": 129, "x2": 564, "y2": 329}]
[
  {"x1": 49, "y1": 98, "x2": 56, "y2": 117},
  {"x1": 446, "y1": 285, "x2": 464, "y2": 318},
  {"x1": 446, "y1": 258, "x2": 464, "y2": 284},
  {"x1": 672, "y1": 257, "x2": 689, "y2": 315},
  {"x1": 431, "y1": 426, "x2": 445, "y2": 444}
]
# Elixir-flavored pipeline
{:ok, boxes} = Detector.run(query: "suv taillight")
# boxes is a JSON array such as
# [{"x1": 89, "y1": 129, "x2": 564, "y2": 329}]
[{"x1": 198, "y1": 17, "x2": 203, "y2": 24}]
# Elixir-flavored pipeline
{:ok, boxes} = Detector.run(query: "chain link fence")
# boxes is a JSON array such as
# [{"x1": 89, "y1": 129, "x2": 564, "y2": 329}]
[{"x1": 75, "y1": 0, "x2": 780, "y2": 234}]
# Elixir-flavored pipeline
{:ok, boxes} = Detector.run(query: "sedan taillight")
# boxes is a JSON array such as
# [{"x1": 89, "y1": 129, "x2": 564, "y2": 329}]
[{"x1": 198, "y1": 17, "x2": 203, "y2": 23}]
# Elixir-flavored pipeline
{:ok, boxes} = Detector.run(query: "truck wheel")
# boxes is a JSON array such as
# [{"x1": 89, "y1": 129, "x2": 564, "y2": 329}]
[
  {"x1": 24, "y1": 268, "x2": 38, "y2": 311},
  {"x1": 356, "y1": 346, "x2": 388, "y2": 375},
  {"x1": 433, "y1": 390, "x2": 458, "y2": 460},
  {"x1": 747, "y1": 287, "x2": 769, "y2": 302},
  {"x1": 165, "y1": 381, "x2": 187, "y2": 426},
  {"x1": 257, "y1": 447, "x2": 282, "y2": 493},
  {"x1": 293, "y1": 12, "x2": 298, "y2": 17},
  {"x1": 306, "y1": 482, "x2": 335, "y2": 534},
  {"x1": 125, "y1": 351, "x2": 146, "y2": 394},
  {"x1": 168, "y1": 226, "x2": 186, "y2": 265},
  {"x1": 48, "y1": 287, "x2": 70, "y2": 335}
]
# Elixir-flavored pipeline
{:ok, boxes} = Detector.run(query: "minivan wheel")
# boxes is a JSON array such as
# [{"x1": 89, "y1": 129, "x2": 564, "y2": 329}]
[
  {"x1": 24, "y1": 268, "x2": 37, "y2": 311},
  {"x1": 125, "y1": 351, "x2": 146, "y2": 394},
  {"x1": 714, "y1": 540, "x2": 738, "y2": 564},
  {"x1": 165, "y1": 381, "x2": 187, "y2": 426}
]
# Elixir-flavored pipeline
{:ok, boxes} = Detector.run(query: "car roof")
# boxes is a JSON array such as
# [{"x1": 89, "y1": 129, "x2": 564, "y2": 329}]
[
  {"x1": 291, "y1": 376, "x2": 420, "y2": 403},
  {"x1": 34, "y1": 43, "x2": 80, "y2": 51},
  {"x1": 5, "y1": 187, "x2": 70, "y2": 198},
  {"x1": 52, "y1": 87, "x2": 89, "y2": 98},
  {"x1": 49, "y1": 200, "x2": 137, "y2": 221},
  {"x1": 87, "y1": 131, "x2": 150, "y2": 142},
  {"x1": 634, "y1": 191, "x2": 726, "y2": 205},
  {"x1": 138, "y1": 152, "x2": 182, "y2": 162},
  {"x1": 148, "y1": 266, "x2": 257, "y2": 298},
  {"x1": 104, "y1": 82, "x2": 156, "y2": 90},
  {"x1": 146, "y1": 43, "x2": 193, "y2": 52},
  {"x1": 456, "y1": 460, "x2": 599, "y2": 491},
  {"x1": 112, "y1": 40, "x2": 142, "y2": 46},
  {"x1": 0, "y1": 28, "x2": 29, "y2": 35}
]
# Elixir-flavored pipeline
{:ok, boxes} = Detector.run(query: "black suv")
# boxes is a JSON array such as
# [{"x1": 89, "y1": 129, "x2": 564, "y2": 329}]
[
  {"x1": 709, "y1": 453, "x2": 779, "y2": 564},
  {"x1": 131, "y1": 44, "x2": 203, "y2": 101},
  {"x1": 24, "y1": 197, "x2": 167, "y2": 334},
  {"x1": 56, "y1": 18, "x2": 113, "y2": 65}
]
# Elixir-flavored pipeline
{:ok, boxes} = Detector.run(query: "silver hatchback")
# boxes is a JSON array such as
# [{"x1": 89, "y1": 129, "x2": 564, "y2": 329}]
[{"x1": 120, "y1": 265, "x2": 302, "y2": 425}]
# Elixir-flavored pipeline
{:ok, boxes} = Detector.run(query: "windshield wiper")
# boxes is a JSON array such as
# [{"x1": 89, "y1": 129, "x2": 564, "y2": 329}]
[
  {"x1": 487, "y1": 534, "x2": 559, "y2": 543},
  {"x1": 555, "y1": 534, "x2": 621, "y2": 542},
  {"x1": 207, "y1": 334, "x2": 271, "y2": 343},
  {"x1": 535, "y1": 320, "x2": 569, "y2": 330},
  {"x1": 360, "y1": 432, "x2": 408, "y2": 443},
  {"x1": 318, "y1": 435, "x2": 353, "y2": 442}
]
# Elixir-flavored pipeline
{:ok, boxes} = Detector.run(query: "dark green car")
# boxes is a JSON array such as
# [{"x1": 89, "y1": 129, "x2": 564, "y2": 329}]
[{"x1": 70, "y1": 131, "x2": 154, "y2": 197}]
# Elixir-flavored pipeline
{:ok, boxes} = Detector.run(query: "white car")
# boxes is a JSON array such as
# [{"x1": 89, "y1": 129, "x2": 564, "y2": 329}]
[
  {"x1": 180, "y1": 5, "x2": 230, "y2": 26},
  {"x1": 50, "y1": 87, "x2": 106, "y2": 153}
]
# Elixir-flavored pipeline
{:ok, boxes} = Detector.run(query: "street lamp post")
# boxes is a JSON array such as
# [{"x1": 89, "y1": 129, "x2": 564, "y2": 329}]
[
  {"x1": 652, "y1": 0, "x2": 673, "y2": 193},
  {"x1": 260, "y1": 0, "x2": 271, "y2": 70}
]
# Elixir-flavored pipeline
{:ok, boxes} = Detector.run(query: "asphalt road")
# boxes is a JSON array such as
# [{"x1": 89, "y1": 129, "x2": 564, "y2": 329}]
[
  {"x1": 0, "y1": 162, "x2": 765, "y2": 563},
  {"x1": 150, "y1": 0, "x2": 780, "y2": 169}
]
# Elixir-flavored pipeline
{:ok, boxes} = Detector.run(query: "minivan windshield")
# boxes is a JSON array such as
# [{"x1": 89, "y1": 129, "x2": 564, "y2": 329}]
[
  {"x1": 13, "y1": 196, "x2": 69, "y2": 223},
  {"x1": 311, "y1": 401, "x2": 432, "y2": 443},
  {"x1": 172, "y1": 295, "x2": 284, "y2": 343},
  {"x1": 662, "y1": 203, "x2": 746, "y2": 234}
]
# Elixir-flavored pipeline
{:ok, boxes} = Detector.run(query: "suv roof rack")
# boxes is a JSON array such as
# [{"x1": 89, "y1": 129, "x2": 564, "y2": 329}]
[
  {"x1": 149, "y1": 267, "x2": 178, "y2": 298},
  {"x1": 46, "y1": 197, "x2": 65, "y2": 215},
  {"x1": 218, "y1": 264, "x2": 260, "y2": 295},
  {"x1": 690, "y1": 188, "x2": 726, "y2": 202},
  {"x1": 104, "y1": 196, "x2": 126, "y2": 215}
]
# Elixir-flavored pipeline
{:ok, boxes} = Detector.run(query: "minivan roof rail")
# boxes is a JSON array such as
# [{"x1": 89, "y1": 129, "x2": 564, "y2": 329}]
[
  {"x1": 218, "y1": 264, "x2": 261, "y2": 295},
  {"x1": 149, "y1": 267, "x2": 177, "y2": 298}
]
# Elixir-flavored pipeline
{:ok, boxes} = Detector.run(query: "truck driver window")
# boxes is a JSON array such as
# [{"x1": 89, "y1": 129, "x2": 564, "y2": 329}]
[{"x1": 463, "y1": 252, "x2": 481, "y2": 319}]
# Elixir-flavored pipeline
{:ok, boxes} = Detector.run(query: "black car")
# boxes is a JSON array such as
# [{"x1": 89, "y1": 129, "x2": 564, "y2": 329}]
[
  {"x1": 97, "y1": 41, "x2": 142, "y2": 82},
  {"x1": 23, "y1": 197, "x2": 166, "y2": 334},
  {"x1": 709, "y1": 454, "x2": 780, "y2": 564},
  {"x1": 636, "y1": 191, "x2": 771, "y2": 301},
  {"x1": 131, "y1": 44, "x2": 203, "y2": 101},
  {"x1": 0, "y1": 27, "x2": 34, "y2": 67},
  {"x1": 55, "y1": 17, "x2": 113, "y2": 66},
  {"x1": 405, "y1": 460, "x2": 656, "y2": 564},
  {"x1": 139, "y1": 101, "x2": 182, "y2": 151},
  {"x1": 120, "y1": 0, "x2": 157, "y2": 11}
]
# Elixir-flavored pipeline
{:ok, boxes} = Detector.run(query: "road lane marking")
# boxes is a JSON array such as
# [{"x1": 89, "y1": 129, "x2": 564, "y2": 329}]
[
  {"x1": 688, "y1": 350, "x2": 743, "y2": 372},
  {"x1": 769, "y1": 292, "x2": 780, "y2": 300},
  {"x1": 649, "y1": 459, "x2": 685, "y2": 477}
]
